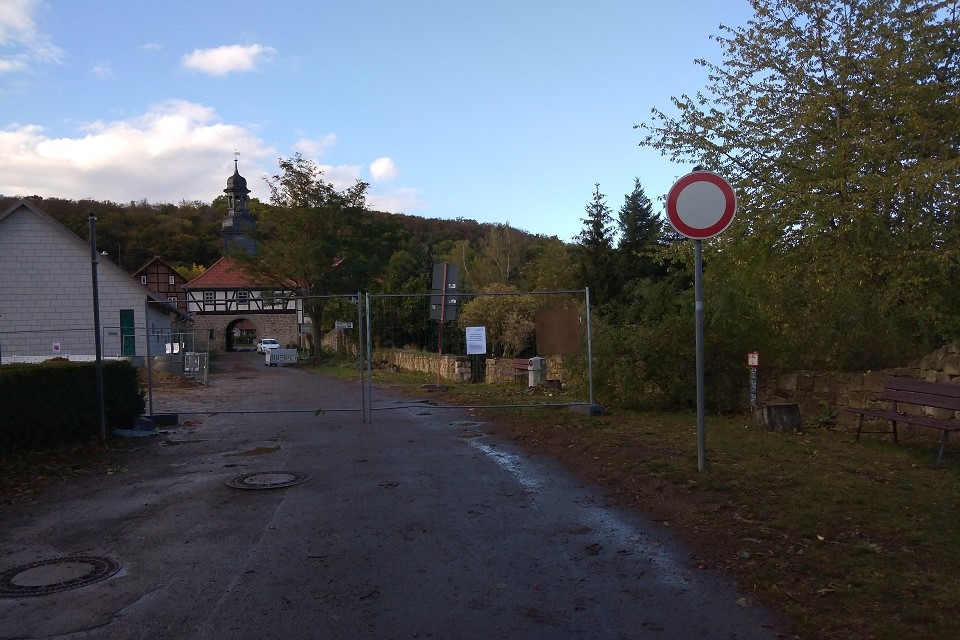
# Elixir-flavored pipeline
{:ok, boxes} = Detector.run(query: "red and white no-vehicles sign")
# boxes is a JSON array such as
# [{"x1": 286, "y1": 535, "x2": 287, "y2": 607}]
[{"x1": 666, "y1": 171, "x2": 737, "y2": 240}]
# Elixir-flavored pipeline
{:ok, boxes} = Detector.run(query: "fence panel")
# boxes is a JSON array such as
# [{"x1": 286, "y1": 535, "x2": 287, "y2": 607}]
[
  {"x1": 145, "y1": 294, "x2": 365, "y2": 417},
  {"x1": 365, "y1": 289, "x2": 593, "y2": 415}
]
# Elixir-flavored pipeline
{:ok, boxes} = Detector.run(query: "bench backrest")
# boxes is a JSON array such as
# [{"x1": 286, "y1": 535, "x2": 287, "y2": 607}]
[{"x1": 880, "y1": 377, "x2": 960, "y2": 411}]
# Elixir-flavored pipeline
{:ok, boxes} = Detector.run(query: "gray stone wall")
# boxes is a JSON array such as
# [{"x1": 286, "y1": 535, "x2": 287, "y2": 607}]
[
  {"x1": 376, "y1": 348, "x2": 472, "y2": 383},
  {"x1": 755, "y1": 343, "x2": 960, "y2": 422},
  {"x1": 190, "y1": 313, "x2": 299, "y2": 352}
]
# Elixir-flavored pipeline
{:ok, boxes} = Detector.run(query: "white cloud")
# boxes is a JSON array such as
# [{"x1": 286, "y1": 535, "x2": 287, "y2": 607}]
[
  {"x1": 92, "y1": 63, "x2": 111, "y2": 80},
  {"x1": 0, "y1": 0, "x2": 64, "y2": 73},
  {"x1": 317, "y1": 163, "x2": 364, "y2": 191},
  {"x1": 0, "y1": 100, "x2": 275, "y2": 202},
  {"x1": 292, "y1": 134, "x2": 337, "y2": 158},
  {"x1": 181, "y1": 44, "x2": 276, "y2": 76},
  {"x1": 0, "y1": 99, "x2": 424, "y2": 215},
  {"x1": 367, "y1": 187, "x2": 423, "y2": 214},
  {"x1": 369, "y1": 157, "x2": 398, "y2": 181}
]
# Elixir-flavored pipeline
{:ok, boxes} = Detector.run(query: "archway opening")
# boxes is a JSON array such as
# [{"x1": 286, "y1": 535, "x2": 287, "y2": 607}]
[{"x1": 225, "y1": 318, "x2": 257, "y2": 351}]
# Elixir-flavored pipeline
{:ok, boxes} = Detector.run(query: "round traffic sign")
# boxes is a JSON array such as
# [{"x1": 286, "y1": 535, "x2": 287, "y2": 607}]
[{"x1": 666, "y1": 171, "x2": 737, "y2": 239}]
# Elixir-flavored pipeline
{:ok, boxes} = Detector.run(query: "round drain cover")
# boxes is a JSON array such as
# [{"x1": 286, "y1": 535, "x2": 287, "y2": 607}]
[
  {"x1": 226, "y1": 470, "x2": 311, "y2": 490},
  {"x1": 0, "y1": 556, "x2": 121, "y2": 597}
]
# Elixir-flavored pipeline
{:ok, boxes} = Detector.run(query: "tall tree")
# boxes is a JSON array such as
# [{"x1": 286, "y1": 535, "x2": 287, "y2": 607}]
[
  {"x1": 575, "y1": 184, "x2": 616, "y2": 305},
  {"x1": 616, "y1": 178, "x2": 665, "y2": 285},
  {"x1": 638, "y1": 0, "x2": 960, "y2": 368},
  {"x1": 239, "y1": 153, "x2": 398, "y2": 354}
]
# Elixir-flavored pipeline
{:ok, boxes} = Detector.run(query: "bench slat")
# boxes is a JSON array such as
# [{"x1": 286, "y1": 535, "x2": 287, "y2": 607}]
[
  {"x1": 880, "y1": 377, "x2": 960, "y2": 411},
  {"x1": 882, "y1": 376, "x2": 960, "y2": 397},
  {"x1": 882, "y1": 388, "x2": 960, "y2": 411},
  {"x1": 845, "y1": 407, "x2": 960, "y2": 432}
]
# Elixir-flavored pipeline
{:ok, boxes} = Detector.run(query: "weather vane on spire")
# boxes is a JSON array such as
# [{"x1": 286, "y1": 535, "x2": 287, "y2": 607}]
[{"x1": 233, "y1": 149, "x2": 240, "y2": 171}]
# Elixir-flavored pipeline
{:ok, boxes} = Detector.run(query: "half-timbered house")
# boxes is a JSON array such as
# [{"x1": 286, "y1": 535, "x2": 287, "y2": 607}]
[
  {"x1": 183, "y1": 159, "x2": 301, "y2": 352},
  {"x1": 132, "y1": 256, "x2": 188, "y2": 313},
  {"x1": 183, "y1": 256, "x2": 300, "y2": 351}
]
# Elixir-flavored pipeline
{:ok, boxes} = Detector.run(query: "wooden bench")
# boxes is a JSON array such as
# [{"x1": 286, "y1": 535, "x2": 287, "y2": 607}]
[
  {"x1": 498, "y1": 358, "x2": 530, "y2": 380},
  {"x1": 845, "y1": 377, "x2": 960, "y2": 467}
]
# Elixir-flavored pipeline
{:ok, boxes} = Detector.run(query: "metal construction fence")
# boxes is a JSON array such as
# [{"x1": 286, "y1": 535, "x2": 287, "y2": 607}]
[
  {"x1": 362, "y1": 288, "x2": 594, "y2": 418},
  {"x1": 3, "y1": 289, "x2": 594, "y2": 422}
]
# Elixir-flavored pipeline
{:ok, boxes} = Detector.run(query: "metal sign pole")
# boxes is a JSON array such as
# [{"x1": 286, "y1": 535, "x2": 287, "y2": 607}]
[
  {"x1": 666, "y1": 169, "x2": 736, "y2": 472},
  {"x1": 365, "y1": 292, "x2": 373, "y2": 422},
  {"x1": 436, "y1": 264, "x2": 447, "y2": 386},
  {"x1": 89, "y1": 214, "x2": 107, "y2": 445},
  {"x1": 144, "y1": 299, "x2": 154, "y2": 417},
  {"x1": 694, "y1": 239, "x2": 706, "y2": 472}
]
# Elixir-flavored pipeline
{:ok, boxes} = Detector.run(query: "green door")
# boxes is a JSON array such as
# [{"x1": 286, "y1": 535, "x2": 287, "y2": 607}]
[{"x1": 120, "y1": 309, "x2": 135, "y2": 356}]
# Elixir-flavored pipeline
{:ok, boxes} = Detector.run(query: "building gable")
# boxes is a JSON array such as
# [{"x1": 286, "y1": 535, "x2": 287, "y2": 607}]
[{"x1": 0, "y1": 199, "x2": 183, "y2": 360}]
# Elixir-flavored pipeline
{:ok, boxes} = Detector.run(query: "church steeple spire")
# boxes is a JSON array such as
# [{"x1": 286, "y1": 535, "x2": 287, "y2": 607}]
[{"x1": 221, "y1": 152, "x2": 256, "y2": 256}]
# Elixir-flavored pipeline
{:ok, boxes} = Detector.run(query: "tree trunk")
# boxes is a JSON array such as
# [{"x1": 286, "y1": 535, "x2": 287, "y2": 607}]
[{"x1": 752, "y1": 403, "x2": 801, "y2": 433}]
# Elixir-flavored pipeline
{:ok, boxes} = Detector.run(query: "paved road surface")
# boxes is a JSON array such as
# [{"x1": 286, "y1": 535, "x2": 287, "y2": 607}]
[{"x1": 0, "y1": 353, "x2": 783, "y2": 639}]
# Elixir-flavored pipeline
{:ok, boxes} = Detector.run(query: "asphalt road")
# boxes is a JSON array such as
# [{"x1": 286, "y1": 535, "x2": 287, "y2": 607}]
[{"x1": 0, "y1": 353, "x2": 783, "y2": 639}]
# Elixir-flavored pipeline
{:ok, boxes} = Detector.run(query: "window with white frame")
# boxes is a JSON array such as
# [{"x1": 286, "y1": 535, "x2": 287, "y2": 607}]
[
  {"x1": 168, "y1": 275, "x2": 176, "y2": 285},
  {"x1": 141, "y1": 275, "x2": 147, "y2": 285}
]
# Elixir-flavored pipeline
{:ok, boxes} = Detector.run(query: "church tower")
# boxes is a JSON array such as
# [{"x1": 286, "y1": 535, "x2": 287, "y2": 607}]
[{"x1": 221, "y1": 156, "x2": 257, "y2": 256}]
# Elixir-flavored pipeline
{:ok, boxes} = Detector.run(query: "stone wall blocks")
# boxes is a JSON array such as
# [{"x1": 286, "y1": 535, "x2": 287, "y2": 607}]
[
  {"x1": 941, "y1": 353, "x2": 960, "y2": 376},
  {"x1": 848, "y1": 375, "x2": 864, "y2": 392},
  {"x1": 777, "y1": 372, "x2": 799, "y2": 392},
  {"x1": 863, "y1": 371, "x2": 886, "y2": 392}
]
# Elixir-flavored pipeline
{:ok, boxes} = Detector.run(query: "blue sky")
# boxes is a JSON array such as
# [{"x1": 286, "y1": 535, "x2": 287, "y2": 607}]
[{"x1": 0, "y1": 0, "x2": 754, "y2": 243}]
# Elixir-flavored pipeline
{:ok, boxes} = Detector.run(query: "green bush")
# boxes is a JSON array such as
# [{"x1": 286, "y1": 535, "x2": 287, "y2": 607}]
[{"x1": 0, "y1": 360, "x2": 145, "y2": 452}]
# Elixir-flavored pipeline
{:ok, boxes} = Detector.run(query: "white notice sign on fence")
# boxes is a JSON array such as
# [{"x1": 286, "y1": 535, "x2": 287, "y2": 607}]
[{"x1": 465, "y1": 326, "x2": 486, "y2": 355}]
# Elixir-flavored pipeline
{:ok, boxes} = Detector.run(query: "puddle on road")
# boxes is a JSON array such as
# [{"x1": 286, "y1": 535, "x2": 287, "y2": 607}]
[
  {"x1": 468, "y1": 441, "x2": 542, "y2": 491},
  {"x1": 467, "y1": 439, "x2": 691, "y2": 590},
  {"x1": 223, "y1": 446, "x2": 281, "y2": 457},
  {"x1": 161, "y1": 439, "x2": 207, "y2": 446}
]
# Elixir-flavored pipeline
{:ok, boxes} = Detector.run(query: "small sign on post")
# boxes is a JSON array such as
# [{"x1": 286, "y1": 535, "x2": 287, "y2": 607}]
[{"x1": 747, "y1": 351, "x2": 760, "y2": 407}]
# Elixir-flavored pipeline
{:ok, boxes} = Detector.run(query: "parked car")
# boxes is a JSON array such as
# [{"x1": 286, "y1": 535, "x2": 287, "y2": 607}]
[{"x1": 256, "y1": 338, "x2": 281, "y2": 354}]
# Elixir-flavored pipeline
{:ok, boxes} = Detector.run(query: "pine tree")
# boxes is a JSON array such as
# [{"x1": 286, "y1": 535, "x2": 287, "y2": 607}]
[
  {"x1": 616, "y1": 178, "x2": 665, "y2": 284},
  {"x1": 575, "y1": 184, "x2": 615, "y2": 305}
]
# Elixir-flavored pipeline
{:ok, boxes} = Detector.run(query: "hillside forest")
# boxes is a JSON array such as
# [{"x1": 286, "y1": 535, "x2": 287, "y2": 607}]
[{"x1": 3, "y1": 0, "x2": 958, "y2": 412}]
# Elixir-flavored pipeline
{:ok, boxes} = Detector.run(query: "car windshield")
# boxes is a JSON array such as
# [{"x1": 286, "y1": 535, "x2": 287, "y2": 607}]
[{"x1": 262, "y1": 339, "x2": 278, "y2": 345}]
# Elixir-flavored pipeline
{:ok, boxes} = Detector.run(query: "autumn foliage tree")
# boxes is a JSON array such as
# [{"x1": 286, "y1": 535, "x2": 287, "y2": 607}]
[
  {"x1": 639, "y1": 0, "x2": 960, "y2": 370},
  {"x1": 238, "y1": 153, "x2": 402, "y2": 354}
]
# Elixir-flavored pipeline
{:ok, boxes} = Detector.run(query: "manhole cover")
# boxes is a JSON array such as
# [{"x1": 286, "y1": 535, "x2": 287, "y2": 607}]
[
  {"x1": 0, "y1": 556, "x2": 121, "y2": 597},
  {"x1": 226, "y1": 471, "x2": 311, "y2": 490}
]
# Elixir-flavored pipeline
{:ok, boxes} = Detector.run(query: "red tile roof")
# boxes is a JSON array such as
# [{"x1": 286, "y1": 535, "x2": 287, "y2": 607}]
[{"x1": 184, "y1": 257, "x2": 261, "y2": 289}]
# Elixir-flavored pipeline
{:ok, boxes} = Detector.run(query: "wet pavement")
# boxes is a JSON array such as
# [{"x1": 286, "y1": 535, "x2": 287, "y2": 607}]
[{"x1": 0, "y1": 353, "x2": 784, "y2": 639}]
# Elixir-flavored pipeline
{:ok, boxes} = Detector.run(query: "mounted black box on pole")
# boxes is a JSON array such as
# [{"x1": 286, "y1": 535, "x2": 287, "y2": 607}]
[{"x1": 429, "y1": 263, "x2": 459, "y2": 322}]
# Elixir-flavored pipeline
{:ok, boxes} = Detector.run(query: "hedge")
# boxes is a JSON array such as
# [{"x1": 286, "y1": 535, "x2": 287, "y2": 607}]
[{"x1": 0, "y1": 359, "x2": 145, "y2": 452}]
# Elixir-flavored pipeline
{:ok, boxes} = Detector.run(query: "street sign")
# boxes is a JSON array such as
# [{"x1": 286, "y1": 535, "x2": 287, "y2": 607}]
[
  {"x1": 665, "y1": 170, "x2": 737, "y2": 472},
  {"x1": 666, "y1": 171, "x2": 737, "y2": 240},
  {"x1": 334, "y1": 321, "x2": 353, "y2": 330}
]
